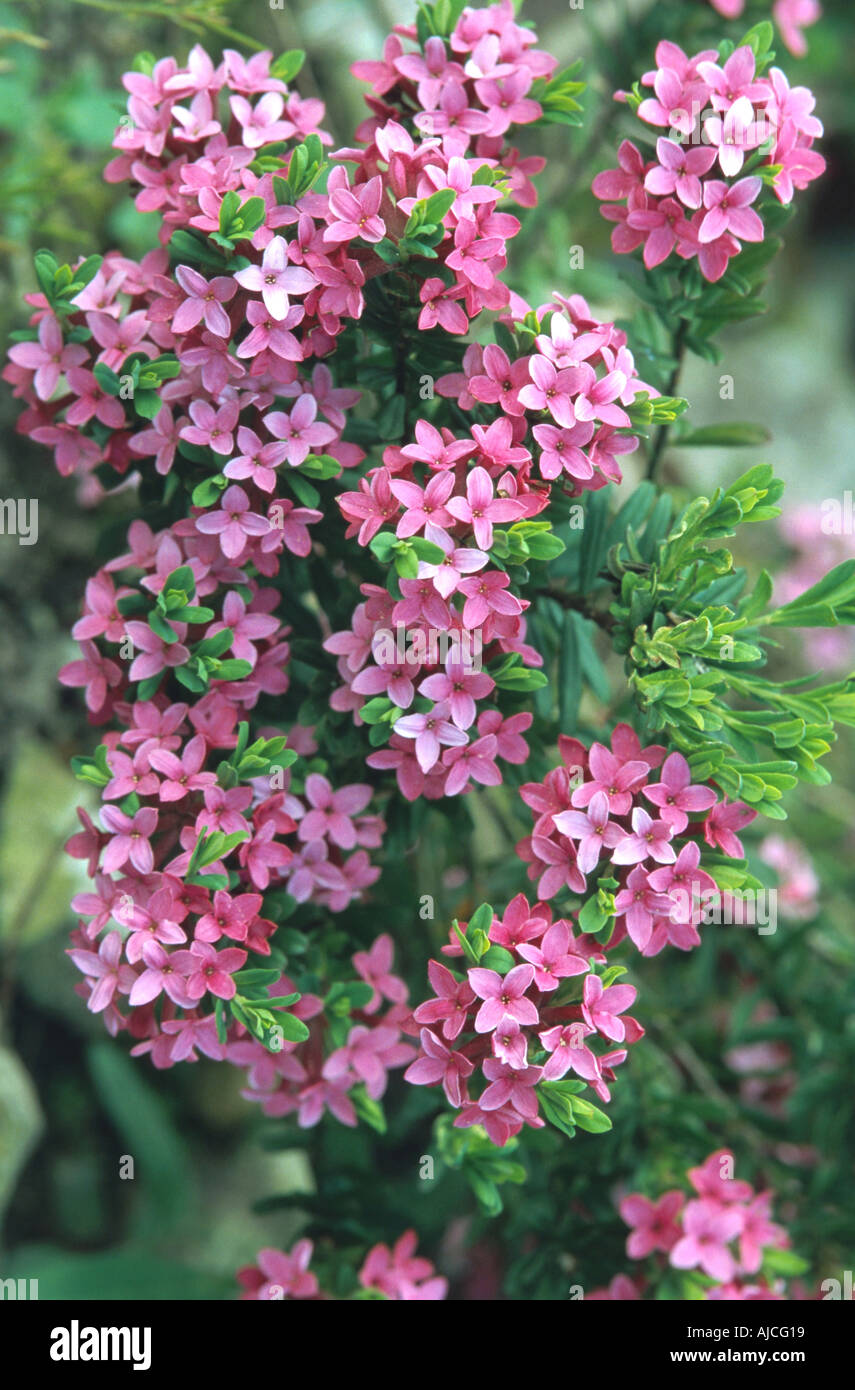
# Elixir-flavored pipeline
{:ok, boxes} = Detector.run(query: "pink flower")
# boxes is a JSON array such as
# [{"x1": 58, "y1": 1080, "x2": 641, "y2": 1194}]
[
  {"x1": 553, "y1": 790, "x2": 624, "y2": 876},
  {"x1": 613, "y1": 867, "x2": 673, "y2": 951},
  {"x1": 393, "y1": 704, "x2": 468, "y2": 773},
  {"x1": 517, "y1": 920, "x2": 588, "y2": 990},
  {"x1": 417, "y1": 531, "x2": 488, "y2": 599},
  {"x1": 620, "y1": 1191, "x2": 684, "y2": 1258},
  {"x1": 298, "y1": 774, "x2": 372, "y2": 849},
  {"x1": 627, "y1": 197, "x2": 691, "y2": 269},
  {"x1": 699, "y1": 176, "x2": 764, "y2": 244},
  {"x1": 100, "y1": 805, "x2": 159, "y2": 874},
  {"x1": 58, "y1": 640, "x2": 122, "y2": 713},
  {"x1": 195, "y1": 485, "x2": 269, "y2": 559},
  {"x1": 229, "y1": 91, "x2": 295, "y2": 147},
  {"x1": 445, "y1": 218, "x2": 503, "y2": 288},
  {"x1": 441, "y1": 734, "x2": 501, "y2": 795},
  {"x1": 643, "y1": 137, "x2": 718, "y2": 209},
  {"x1": 469, "y1": 962, "x2": 537, "y2": 1034},
  {"x1": 413, "y1": 959, "x2": 476, "y2": 1041},
  {"x1": 237, "y1": 1241, "x2": 318, "y2": 1300},
  {"x1": 418, "y1": 278, "x2": 469, "y2": 334},
  {"x1": 457, "y1": 568, "x2": 522, "y2": 629},
  {"x1": 539, "y1": 1023, "x2": 602, "y2": 1083},
  {"x1": 325, "y1": 174, "x2": 385, "y2": 245},
  {"x1": 670, "y1": 1198, "x2": 743, "y2": 1282},
  {"x1": 264, "y1": 395, "x2": 336, "y2": 466},
  {"x1": 67, "y1": 931, "x2": 136, "y2": 1013},
  {"x1": 173, "y1": 265, "x2": 236, "y2": 336},
  {"x1": 128, "y1": 938, "x2": 194, "y2": 1007},
  {"x1": 582, "y1": 973, "x2": 637, "y2": 1043},
  {"x1": 233, "y1": 236, "x2": 316, "y2": 319},
  {"x1": 704, "y1": 96, "x2": 766, "y2": 178},
  {"x1": 612, "y1": 806, "x2": 676, "y2": 866},
  {"x1": 571, "y1": 742, "x2": 649, "y2": 814},
  {"x1": 9, "y1": 314, "x2": 87, "y2": 400},
  {"x1": 390, "y1": 471, "x2": 456, "y2": 538},
  {"x1": 643, "y1": 751, "x2": 717, "y2": 832},
  {"x1": 405, "y1": 1027, "x2": 474, "y2": 1105},
  {"x1": 359, "y1": 1230, "x2": 447, "y2": 1301},
  {"x1": 148, "y1": 734, "x2": 217, "y2": 801},
  {"x1": 353, "y1": 934, "x2": 408, "y2": 1012},
  {"x1": 419, "y1": 659, "x2": 493, "y2": 732},
  {"x1": 223, "y1": 426, "x2": 290, "y2": 491},
  {"x1": 184, "y1": 940, "x2": 247, "y2": 1000},
  {"x1": 445, "y1": 465, "x2": 525, "y2": 549},
  {"x1": 532, "y1": 421, "x2": 594, "y2": 481},
  {"x1": 180, "y1": 398, "x2": 239, "y2": 455}
]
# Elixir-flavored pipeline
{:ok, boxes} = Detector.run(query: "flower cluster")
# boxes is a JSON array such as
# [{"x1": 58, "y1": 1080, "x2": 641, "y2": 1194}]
[
  {"x1": 230, "y1": 933, "x2": 415, "y2": 1129},
  {"x1": 330, "y1": 293, "x2": 655, "y2": 787},
  {"x1": 403, "y1": 892, "x2": 643, "y2": 1146},
  {"x1": 237, "y1": 1228, "x2": 446, "y2": 1300},
  {"x1": 517, "y1": 725, "x2": 757, "y2": 955},
  {"x1": 594, "y1": 41, "x2": 824, "y2": 280},
  {"x1": 589, "y1": 1150, "x2": 799, "y2": 1300},
  {"x1": 59, "y1": 510, "x2": 387, "y2": 1066}
]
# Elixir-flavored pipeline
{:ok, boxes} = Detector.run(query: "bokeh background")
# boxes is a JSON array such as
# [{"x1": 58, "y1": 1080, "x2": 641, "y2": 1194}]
[{"x1": 1, "y1": 0, "x2": 853, "y2": 1299}]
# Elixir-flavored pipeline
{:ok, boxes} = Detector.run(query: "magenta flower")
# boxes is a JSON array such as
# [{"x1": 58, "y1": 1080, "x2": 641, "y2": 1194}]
[
  {"x1": 445, "y1": 465, "x2": 525, "y2": 549},
  {"x1": 236, "y1": 300, "x2": 304, "y2": 362},
  {"x1": 173, "y1": 265, "x2": 236, "y2": 336},
  {"x1": 298, "y1": 774, "x2": 372, "y2": 849},
  {"x1": 419, "y1": 658, "x2": 495, "y2": 730},
  {"x1": 517, "y1": 920, "x2": 588, "y2": 991},
  {"x1": 413, "y1": 959, "x2": 476, "y2": 1041},
  {"x1": 264, "y1": 395, "x2": 336, "y2": 466},
  {"x1": 405, "y1": 1027, "x2": 474, "y2": 1105},
  {"x1": 418, "y1": 278, "x2": 469, "y2": 334},
  {"x1": 643, "y1": 137, "x2": 718, "y2": 209},
  {"x1": 233, "y1": 236, "x2": 316, "y2": 320},
  {"x1": 532, "y1": 421, "x2": 594, "y2": 481},
  {"x1": 229, "y1": 91, "x2": 295, "y2": 147},
  {"x1": 643, "y1": 751, "x2": 717, "y2": 832},
  {"x1": 390, "y1": 471, "x2": 456, "y2": 538},
  {"x1": 100, "y1": 805, "x2": 159, "y2": 874},
  {"x1": 180, "y1": 398, "x2": 239, "y2": 455},
  {"x1": 223, "y1": 426, "x2": 290, "y2": 492},
  {"x1": 393, "y1": 704, "x2": 468, "y2": 773},
  {"x1": 539, "y1": 1023, "x2": 602, "y2": 1083},
  {"x1": 699, "y1": 176, "x2": 764, "y2": 244},
  {"x1": 184, "y1": 940, "x2": 247, "y2": 1001},
  {"x1": 704, "y1": 96, "x2": 765, "y2": 177},
  {"x1": 148, "y1": 734, "x2": 217, "y2": 801},
  {"x1": 128, "y1": 938, "x2": 194, "y2": 1007},
  {"x1": 195, "y1": 485, "x2": 269, "y2": 559},
  {"x1": 441, "y1": 734, "x2": 501, "y2": 795},
  {"x1": 553, "y1": 791, "x2": 624, "y2": 876},
  {"x1": 359, "y1": 1230, "x2": 447, "y2": 1301},
  {"x1": 417, "y1": 531, "x2": 488, "y2": 599},
  {"x1": 67, "y1": 932, "x2": 136, "y2": 1013},
  {"x1": 9, "y1": 314, "x2": 87, "y2": 400},
  {"x1": 352, "y1": 933, "x2": 408, "y2": 1012},
  {"x1": 479, "y1": 1058, "x2": 543, "y2": 1120},
  {"x1": 571, "y1": 742, "x2": 649, "y2": 815},
  {"x1": 469, "y1": 962, "x2": 538, "y2": 1034},
  {"x1": 670, "y1": 1198, "x2": 743, "y2": 1282},
  {"x1": 325, "y1": 174, "x2": 385, "y2": 245},
  {"x1": 619, "y1": 1190, "x2": 684, "y2": 1258},
  {"x1": 237, "y1": 1242, "x2": 319, "y2": 1301},
  {"x1": 612, "y1": 806, "x2": 676, "y2": 866},
  {"x1": 582, "y1": 973, "x2": 637, "y2": 1043},
  {"x1": 445, "y1": 218, "x2": 503, "y2": 288}
]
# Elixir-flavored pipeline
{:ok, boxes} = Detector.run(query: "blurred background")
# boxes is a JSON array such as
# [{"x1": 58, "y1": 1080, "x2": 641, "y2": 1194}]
[{"x1": 1, "y1": 0, "x2": 853, "y2": 1299}]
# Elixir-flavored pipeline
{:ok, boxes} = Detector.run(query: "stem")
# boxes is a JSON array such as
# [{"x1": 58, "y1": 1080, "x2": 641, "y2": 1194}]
[
  {"x1": 646, "y1": 318, "x2": 689, "y2": 482},
  {"x1": 534, "y1": 586, "x2": 617, "y2": 634}
]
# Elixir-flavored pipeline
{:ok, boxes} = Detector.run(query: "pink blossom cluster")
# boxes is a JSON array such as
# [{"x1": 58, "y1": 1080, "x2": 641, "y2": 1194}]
[
  {"x1": 594, "y1": 43, "x2": 824, "y2": 280},
  {"x1": 707, "y1": 0, "x2": 822, "y2": 59},
  {"x1": 517, "y1": 725, "x2": 757, "y2": 955},
  {"x1": 403, "y1": 891, "x2": 644, "y2": 1147},
  {"x1": 232, "y1": 933, "x2": 415, "y2": 1128},
  {"x1": 237, "y1": 1228, "x2": 446, "y2": 1300},
  {"x1": 352, "y1": 0, "x2": 554, "y2": 209},
  {"x1": 329, "y1": 295, "x2": 655, "y2": 787},
  {"x1": 589, "y1": 1149, "x2": 796, "y2": 1300},
  {"x1": 60, "y1": 512, "x2": 387, "y2": 1067}
]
